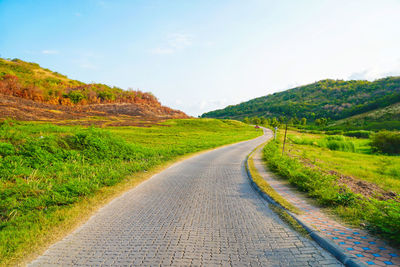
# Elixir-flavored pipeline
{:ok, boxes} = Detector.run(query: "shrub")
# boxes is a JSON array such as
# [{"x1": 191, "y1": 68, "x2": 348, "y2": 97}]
[
  {"x1": 325, "y1": 140, "x2": 356, "y2": 152},
  {"x1": 66, "y1": 91, "x2": 85, "y2": 104},
  {"x1": 325, "y1": 130, "x2": 343, "y2": 135},
  {"x1": 344, "y1": 130, "x2": 371, "y2": 139},
  {"x1": 371, "y1": 131, "x2": 400, "y2": 154},
  {"x1": 368, "y1": 199, "x2": 400, "y2": 240}
]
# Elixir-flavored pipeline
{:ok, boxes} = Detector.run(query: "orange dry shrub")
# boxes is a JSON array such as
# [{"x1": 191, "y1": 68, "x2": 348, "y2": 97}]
[
  {"x1": 59, "y1": 97, "x2": 73, "y2": 106},
  {"x1": 0, "y1": 73, "x2": 164, "y2": 108}
]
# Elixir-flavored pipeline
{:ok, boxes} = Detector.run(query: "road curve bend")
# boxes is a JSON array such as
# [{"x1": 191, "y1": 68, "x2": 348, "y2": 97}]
[{"x1": 30, "y1": 131, "x2": 342, "y2": 266}]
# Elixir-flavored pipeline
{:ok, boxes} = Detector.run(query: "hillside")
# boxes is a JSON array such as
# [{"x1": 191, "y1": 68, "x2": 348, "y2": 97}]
[
  {"x1": 201, "y1": 78, "x2": 400, "y2": 123},
  {"x1": 0, "y1": 58, "x2": 188, "y2": 125},
  {"x1": 327, "y1": 102, "x2": 400, "y2": 130}
]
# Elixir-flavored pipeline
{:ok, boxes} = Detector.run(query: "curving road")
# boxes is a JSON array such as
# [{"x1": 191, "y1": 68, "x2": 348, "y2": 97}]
[{"x1": 30, "y1": 131, "x2": 342, "y2": 266}]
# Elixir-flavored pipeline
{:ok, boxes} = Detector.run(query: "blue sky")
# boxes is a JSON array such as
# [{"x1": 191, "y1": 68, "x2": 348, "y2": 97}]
[{"x1": 1, "y1": 0, "x2": 400, "y2": 116}]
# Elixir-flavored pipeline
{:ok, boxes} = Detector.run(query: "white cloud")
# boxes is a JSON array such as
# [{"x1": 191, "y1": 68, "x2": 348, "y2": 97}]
[
  {"x1": 348, "y1": 70, "x2": 369, "y2": 80},
  {"x1": 168, "y1": 33, "x2": 192, "y2": 49},
  {"x1": 41, "y1": 50, "x2": 59, "y2": 55},
  {"x1": 347, "y1": 59, "x2": 400, "y2": 81},
  {"x1": 151, "y1": 33, "x2": 193, "y2": 55}
]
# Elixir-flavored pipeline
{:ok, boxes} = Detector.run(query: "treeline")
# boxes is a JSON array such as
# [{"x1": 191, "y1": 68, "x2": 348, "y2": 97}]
[
  {"x1": 202, "y1": 78, "x2": 400, "y2": 122},
  {"x1": 242, "y1": 115, "x2": 308, "y2": 127},
  {"x1": 0, "y1": 58, "x2": 161, "y2": 107}
]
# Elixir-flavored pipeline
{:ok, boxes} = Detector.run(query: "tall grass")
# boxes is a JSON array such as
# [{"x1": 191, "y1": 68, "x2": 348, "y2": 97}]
[{"x1": 288, "y1": 134, "x2": 365, "y2": 153}]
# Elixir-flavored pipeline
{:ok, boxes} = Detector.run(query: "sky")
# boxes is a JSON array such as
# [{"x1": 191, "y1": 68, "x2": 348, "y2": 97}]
[{"x1": 1, "y1": 0, "x2": 400, "y2": 116}]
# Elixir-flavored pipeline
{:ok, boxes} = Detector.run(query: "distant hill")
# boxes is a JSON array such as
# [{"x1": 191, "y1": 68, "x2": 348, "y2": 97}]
[
  {"x1": 201, "y1": 78, "x2": 400, "y2": 123},
  {"x1": 0, "y1": 58, "x2": 188, "y2": 124}
]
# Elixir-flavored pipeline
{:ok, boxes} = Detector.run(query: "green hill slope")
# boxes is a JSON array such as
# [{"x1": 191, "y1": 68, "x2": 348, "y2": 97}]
[
  {"x1": 201, "y1": 78, "x2": 400, "y2": 122},
  {"x1": 328, "y1": 102, "x2": 400, "y2": 130}
]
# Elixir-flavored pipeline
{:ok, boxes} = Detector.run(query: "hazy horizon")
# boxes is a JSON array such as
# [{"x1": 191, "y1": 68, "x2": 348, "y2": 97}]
[{"x1": 1, "y1": 0, "x2": 400, "y2": 116}]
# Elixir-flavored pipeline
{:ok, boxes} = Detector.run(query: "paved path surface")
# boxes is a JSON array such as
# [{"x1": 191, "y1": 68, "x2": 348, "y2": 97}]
[
  {"x1": 30, "y1": 132, "x2": 342, "y2": 266},
  {"x1": 253, "y1": 130, "x2": 400, "y2": 267}
]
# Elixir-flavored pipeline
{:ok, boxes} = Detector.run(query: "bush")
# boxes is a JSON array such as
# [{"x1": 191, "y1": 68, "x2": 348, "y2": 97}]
[
  {"x1": 368, "y1": 199, "x2": 400, "y2": 241},
  {"x1": 325, "y1": 130, "x2": 343, "y2": 135},
  {"x1": 344, "y1": 130, "x2": 371, "y2": 139},
  {"x1": 66, "y1": 91, "x2": 85, "y2": 104},
  {"x1": 371, "y1": 131, "x2": 400, "y2": 154},
  {"x1": 326, "y1": 140, "x2": 356, "y2": 152}
]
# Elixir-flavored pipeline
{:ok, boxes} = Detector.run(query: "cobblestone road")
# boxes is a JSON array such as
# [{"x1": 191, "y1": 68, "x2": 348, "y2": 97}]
[{"x1": 30, "y1": 132, "x2": 342, "y2": 266}]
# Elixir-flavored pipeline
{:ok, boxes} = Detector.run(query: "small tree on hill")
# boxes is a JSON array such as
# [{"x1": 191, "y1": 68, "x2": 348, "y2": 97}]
[
  {"x1": 271, "y1": 117, "x2": 280, "y2": 128},
  {"x1": 251, "y1": 116, "x2": 261, "y2": 125},
  {"x1": 260, "y1": 116, "x2": 267, "y2": 125}
]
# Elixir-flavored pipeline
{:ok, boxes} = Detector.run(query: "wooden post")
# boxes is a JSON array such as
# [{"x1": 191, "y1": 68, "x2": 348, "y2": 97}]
[{"x1": 282, "y1": 122, "x2": 288, "y2": 156}]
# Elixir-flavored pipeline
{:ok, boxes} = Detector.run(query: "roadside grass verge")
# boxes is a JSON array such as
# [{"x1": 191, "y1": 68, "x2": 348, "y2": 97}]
[
  {"x1": 0, "y1": 118, "x2": 262, "y2": 265},
  {"x1": 262, "y1": 136, "x2": 400, "y2": 245},
  {"x1": 246, "y1": 146, "x2": 308, "y2": 237},
  {"x1": 268, "y1": 204, "x2": 310, "y2": 238},
  {"x1": 247, "y1": 149, "x2": 300, "y2": 214}
]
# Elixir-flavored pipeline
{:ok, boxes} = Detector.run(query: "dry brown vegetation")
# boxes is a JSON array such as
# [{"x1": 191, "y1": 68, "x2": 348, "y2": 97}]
[{"x1": 0, "y1": 58, "x2": 188, "y2": 125}]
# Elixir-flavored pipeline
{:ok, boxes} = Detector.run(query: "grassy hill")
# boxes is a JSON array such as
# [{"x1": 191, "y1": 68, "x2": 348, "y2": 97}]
[
  {"x1": 201, "y1": 78, "x2": 400, "y2": 124},
  {"x1": 0, "y1": 58, "x2": 188, "y2": 123},
  {"x1": 327, "y1": 102, "x2": 400, "y2": 130}
]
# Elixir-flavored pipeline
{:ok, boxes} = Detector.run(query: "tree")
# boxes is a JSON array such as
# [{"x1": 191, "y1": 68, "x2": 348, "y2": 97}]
[
  {"x1": 251, "y1": 116, "x2": 261, "y2": 125},
  {"x1": 300, "y1": 117, "x2": 307, "y2": 125},
  {"x1": 315, "y1": 117, "x2": 327, "y2": 126},
  {"x1": 260, "y1": 116, "x2": 267, "y2": 125},
  {"x1": 243, "y1": 117, "x2": 250, "y2": 124},
  {"x1": 271, "y1": 117, "x2": 280, "y2": 128},
  {"x1": 66, "y1": 91, "x2": 85, "y2": 104}
]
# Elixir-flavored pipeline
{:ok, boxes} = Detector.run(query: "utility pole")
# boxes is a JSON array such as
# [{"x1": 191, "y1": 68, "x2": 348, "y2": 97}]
[{"x1": 282, "y1": 121, "x2": 288, "y2": 156}]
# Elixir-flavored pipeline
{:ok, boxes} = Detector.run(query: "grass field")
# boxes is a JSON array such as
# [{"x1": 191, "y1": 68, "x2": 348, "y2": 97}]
[
  {"x1": 286, "y1": 131, "x2": 400, "y2": 193},
  {"x1": 262, "y1": 129, "x2": 400, "y2": 245},
  {"x1": 0, "y1": 118, "x2": 261, "y2": 265}
]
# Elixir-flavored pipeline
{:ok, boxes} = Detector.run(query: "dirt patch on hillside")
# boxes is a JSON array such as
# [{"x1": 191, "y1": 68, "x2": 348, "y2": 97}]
[
  {"x1": 331, "y1": 171, "x2": 398, "y2": 201},
  {"x1": 0, "y1": 94, "x2": 189, "y2": 126}
]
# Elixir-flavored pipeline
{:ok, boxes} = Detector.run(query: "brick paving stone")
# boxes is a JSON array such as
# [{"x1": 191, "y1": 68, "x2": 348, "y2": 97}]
[
  {"x1": 253, "y1": 129, "x2": 400, "y2": 267},
  {"x1": 29, "y1": 131, "x2": 342, "y2": 267}
]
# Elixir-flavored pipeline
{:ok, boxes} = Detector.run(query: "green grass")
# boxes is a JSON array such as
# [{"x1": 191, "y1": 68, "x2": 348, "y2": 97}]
[
  {"x1": 286, "y1": 131, "x2": 400, "y2": 193},
  {"x1": 288, "y1": 133, "x2": 372, "y2": 153},
  {"x1": 0, "y1": 118, "x2": 261, "y2": 265},
  {"x1": 262, "y1": 130, "x2": 400, "y2": 245},
  {"x1": 247, "y1": 148, "x2": 300, "y2": 214}
]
